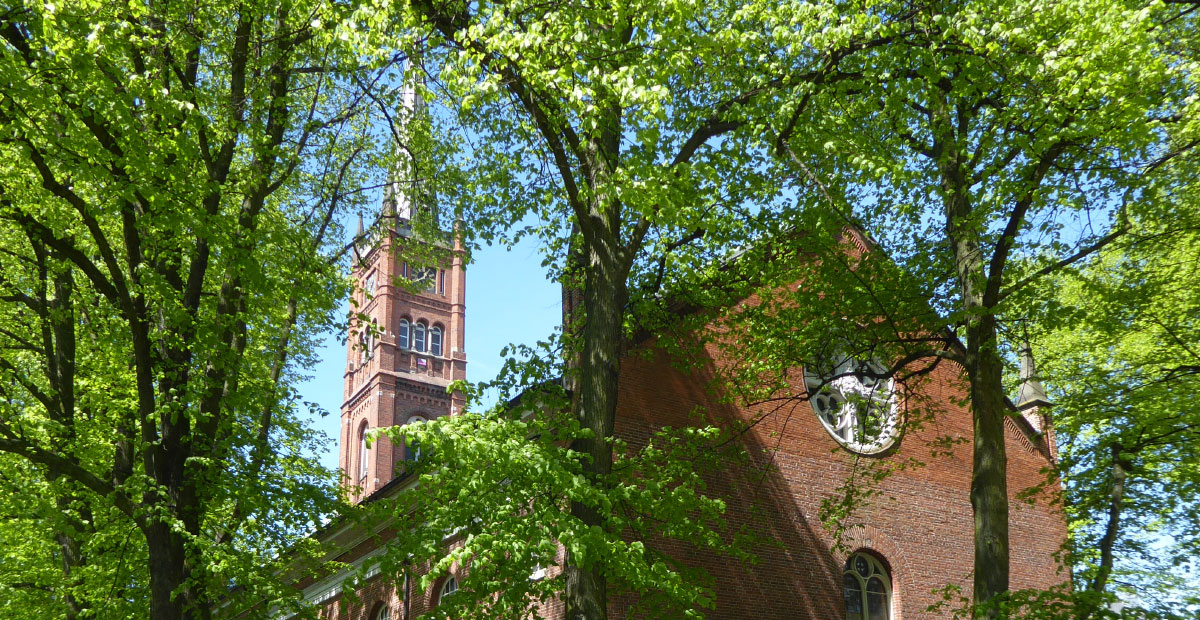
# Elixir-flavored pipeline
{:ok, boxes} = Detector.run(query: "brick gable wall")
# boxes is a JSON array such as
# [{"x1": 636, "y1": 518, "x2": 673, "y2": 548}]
[{"x1": 311, "y1": 337, "x2": 1066, "y2": 620}]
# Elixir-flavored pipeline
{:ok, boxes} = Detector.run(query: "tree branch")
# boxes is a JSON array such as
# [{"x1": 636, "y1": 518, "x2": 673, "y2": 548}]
[{"x1": 996, "y1": 224, "x2": 1128, "y2": 303}]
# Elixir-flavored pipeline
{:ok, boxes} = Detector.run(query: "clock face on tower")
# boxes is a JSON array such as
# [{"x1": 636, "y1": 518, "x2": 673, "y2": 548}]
[{"x1": 411, "y1": 266, "x2": 436, "y2": 292}]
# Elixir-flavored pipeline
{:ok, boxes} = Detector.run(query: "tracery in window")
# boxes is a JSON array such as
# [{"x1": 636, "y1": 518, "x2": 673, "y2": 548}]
[
  {"x1": 844, "y1": 552, "x2": 891, "y2": 620},
  {"x1": 375, "y1": 605, "x2": 390, "y2": 620},
  {"x1": 804, "y1": 354, "x2": 899, "y2": 454}
]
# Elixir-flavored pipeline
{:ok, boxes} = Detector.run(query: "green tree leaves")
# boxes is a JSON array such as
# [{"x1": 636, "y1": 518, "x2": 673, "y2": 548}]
[
  {"x1": 0, "y1": 2, "x2": 412, "y2": 617},
  {"x1": 374, "y1": 381, "x2": 741, "y2": 620}
]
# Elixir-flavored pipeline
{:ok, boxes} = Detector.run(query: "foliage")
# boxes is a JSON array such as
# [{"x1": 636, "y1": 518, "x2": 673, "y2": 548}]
[
  {"x1": 0, "y1": 1, "x2": 410, "y2": 617},
  {"x1": 356, "y1": 0, "x2": 1200, "y2": 617},
  {"x1": 1032, "y1": 184, "x2": 1200, "y2": 618},
  {"x1": 371, "y1": 373, "x2": 746, "y2": 620}
]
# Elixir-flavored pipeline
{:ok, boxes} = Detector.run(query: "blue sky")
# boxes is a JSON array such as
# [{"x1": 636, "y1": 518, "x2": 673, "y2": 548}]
[{"x1": 296, "y1": 234, "x2": 563, "y2": 474}]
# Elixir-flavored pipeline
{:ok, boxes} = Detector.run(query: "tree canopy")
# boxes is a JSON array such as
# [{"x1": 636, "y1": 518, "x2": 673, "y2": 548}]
[
  {"x1": 368, "y1": 0, "x2": 1200, "y2": 618},
  {"x1": 0, "y1": 2, "x2": 411, "y2": 618},
  {"x1": 2, "y1": 0, "x2": 1198, "y2": 618},
  {"x1": 1032, "y1": 166, "x2": 1200, "y2": 618}
]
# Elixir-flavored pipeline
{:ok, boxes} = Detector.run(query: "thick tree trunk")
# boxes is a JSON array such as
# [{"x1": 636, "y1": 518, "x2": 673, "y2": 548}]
[
  {"x1": 965, "y1": 318, "x2": 1011, "y2": 617},
  {"x1": 935, "y1": 88, "x2": 1012, "y2": 615},
  {"x1": 564, "y1": 240, "x2": 628, "y2": 620},
  {"x1": 146, "y1": 520, "x2": 189, "y2": 620},
  {"x1": 44, "y1": 261, "x2": 90, "y2": 619}
]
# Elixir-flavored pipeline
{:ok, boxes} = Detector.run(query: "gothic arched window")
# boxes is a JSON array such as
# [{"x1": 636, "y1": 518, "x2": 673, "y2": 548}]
[
  {"x1": 375, "y1": 605, "x2": 390, "y2": 620},
  {"x1": 405, "y1": 416, "x2": 427, "y2": 462},
  {"x1": 414, "y1": 321, "x2": 427, "y2": 352},
  {"x1": 844, "y1": 552, "x2": 892, "y2": 620},
  {"x1": 398, "y1": 319, "x2": 411, "y2": 349},
  {"x1": 430, "y1": 326, "x2": 443, "y2": 357}
]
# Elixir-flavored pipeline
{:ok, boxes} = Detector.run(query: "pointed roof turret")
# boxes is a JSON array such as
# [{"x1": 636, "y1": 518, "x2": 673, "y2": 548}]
[
  {"x1": 1015, "y1": 343, "x2": 1052, "y2": 410},
  {"x1": 351, "y1": 213, "x2": 368, "y2": 263}
]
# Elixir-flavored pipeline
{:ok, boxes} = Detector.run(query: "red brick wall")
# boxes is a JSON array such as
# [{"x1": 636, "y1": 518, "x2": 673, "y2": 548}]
[
  {"x1": 339, "y1": 230, "x2": 467, "y2": 501},
  {"x1": 612, "y1": 341, "x2": 1068, "y2": 619},
  {"x1": 312, "y1": 341, "x2": 1065, "y2": 620}
]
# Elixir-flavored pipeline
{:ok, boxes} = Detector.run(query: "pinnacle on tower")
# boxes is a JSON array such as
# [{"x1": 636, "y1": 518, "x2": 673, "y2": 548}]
[{"x1": 1015, "y1": 343, "x2": 1052, "y2": 410}]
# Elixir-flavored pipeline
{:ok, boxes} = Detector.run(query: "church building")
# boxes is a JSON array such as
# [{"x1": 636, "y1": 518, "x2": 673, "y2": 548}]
[
  {"x1": 291, "y1": 184, "x2": 1069, "y2": 620},
  {"x1": 289, "y1": 75, "x2": 1068, "y2": 620}
]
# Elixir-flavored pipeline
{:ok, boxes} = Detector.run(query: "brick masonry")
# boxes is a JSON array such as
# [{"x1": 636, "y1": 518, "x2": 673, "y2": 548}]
[
  {"x1": 338, "y1": 227, "x2": 468, "y2": 503},
  {"x1": 308, "y1": 229, "x2": 1067, "y2": 619}
]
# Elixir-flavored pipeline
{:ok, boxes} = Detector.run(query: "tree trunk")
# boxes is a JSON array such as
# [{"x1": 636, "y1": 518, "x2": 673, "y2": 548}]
[
  {"x1": 564, "y1": 238, "x2": 628, "y2": 620},
  {"x1": 146, "y1": 520, "x2": 188, "y2": 620},
  {"x1": 52, "y1": 498, "x2": 86, "y2": 620},
  {"x1": 935, "y1": 87, "x2": 1012, "y2": 616},
  {"x1": 966, "y1": 317, "x2": 1011, "y2": 617},
  {"x1": 1077, "y1": 444, "x2": 1129, "y2": 620},
  {"x1": 1091, "y1": 445, "x2": 1127, "y2": 595}
]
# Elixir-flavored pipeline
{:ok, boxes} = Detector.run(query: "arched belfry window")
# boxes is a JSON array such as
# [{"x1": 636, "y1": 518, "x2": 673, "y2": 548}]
[
  {"x1": 358, "y1": 423, "x2": 370, "y2": 484},
  {"x1": 398, "y1": 318, "x2": 411, "y2": 349},
  {"x1": 414, "y1": 321, "x2": 427, "y2": 352},
  {"x1": 430, "y1": 325, "x2": 443, "y2": 357},
  {"x1": 844, "y1": 552, "x2": 892, "y2": 620},
  {"x1": 364, "y1": 319, "x2": 377, "y2": 360}
]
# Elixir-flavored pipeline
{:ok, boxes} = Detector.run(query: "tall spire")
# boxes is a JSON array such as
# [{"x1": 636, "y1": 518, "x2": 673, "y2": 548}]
[{"x1": 389, "y1": 67, "x2": 427, "y2": 227}]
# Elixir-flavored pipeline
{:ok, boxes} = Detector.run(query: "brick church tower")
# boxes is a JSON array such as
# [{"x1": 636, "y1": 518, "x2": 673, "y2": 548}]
[{"x1": 337, "y1": 85, "x2": 466, "y2": 502}]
